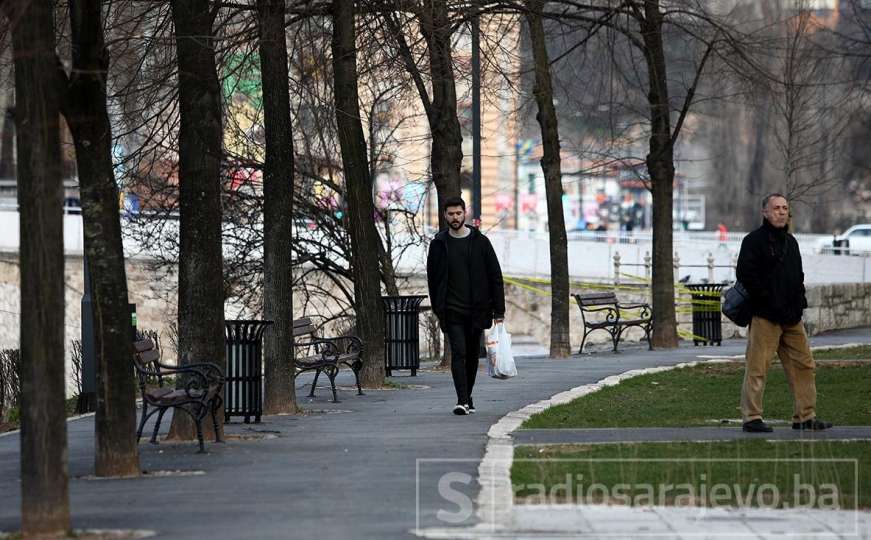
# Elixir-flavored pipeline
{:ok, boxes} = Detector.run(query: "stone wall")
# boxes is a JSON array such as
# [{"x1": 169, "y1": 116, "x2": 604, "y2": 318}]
[
  {"x1": 0, "y1": 253, "x2": 178, "y2": 393},
  {"x1": 803, "y1": 283, "x2": 871, "y2": 337}
]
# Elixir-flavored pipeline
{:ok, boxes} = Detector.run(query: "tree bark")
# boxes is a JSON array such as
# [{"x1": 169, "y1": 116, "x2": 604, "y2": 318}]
[
  {"x1": 419, "y1": 1, "x2": 463, "y2": 229},
  {"x1": 168, "y1": 0, "x2": 226, "y2": 440},
  {"x1": 4, "y1": 0, "x2": 72, "y2": 534},
  {"x1": 526, "y1": 0, "x2": 571, "y2": 358},
  {"x1": 640, "y1": 0, "x2": 679, "y2": 348},
  {"x1": 331, "y1": 0, "x2": 386, "y2": 387},
  {"x1": 64, "y1": 0, "x2": 140, "y2": 478},
  {"x1": 0, "y1": 100, "x2": 14, "y2": 178},
  {"x1": 256, "y1": 0, "x2": 298, "y2": 414}
]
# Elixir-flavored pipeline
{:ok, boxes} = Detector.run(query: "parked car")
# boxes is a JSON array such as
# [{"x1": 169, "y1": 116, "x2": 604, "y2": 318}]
[{"x1": 818, "y1": 224, "x2": 871, "y2": 255}]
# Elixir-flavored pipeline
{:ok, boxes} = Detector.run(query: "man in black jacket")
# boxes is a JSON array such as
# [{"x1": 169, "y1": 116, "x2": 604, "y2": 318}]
[
  {"x1": 736, "y1": 193, "x2": 831, "y2": 433},
  {"x1": 426, "y1": 197, "x2": 505, "y2": 415}
]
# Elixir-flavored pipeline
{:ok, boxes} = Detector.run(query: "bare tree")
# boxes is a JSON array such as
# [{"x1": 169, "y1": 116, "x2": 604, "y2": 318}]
[
  {"x1": 529, "y1": 0, "x2": 724, "y2": 347},
  {"x1": 771, "y1": 4, "x2": 852, "y2": 227},
  {"x1": 331, "y1": 0, "x2": 386, "y2": 386},
  {"x1": 381, "y1": 2, "x2": 463, "y2": 229},
  {"x1": 699, "y1": 1, "x2": 858, "y2": 232},
  {"x1": 2, "y1": 0, "x2": 71, "y2": 534},
  {"x1": 524, "y1": 0, "x2": 570, "y2": 357},
  {"x1": 256, "y1": 0, "x2": 298, "y2": 413},
  {"x1": 167, "y1": 0, "x2": 226, "y2": 442},
  {"x1": 63, "y1": 0, "x2": 140, "y2": 478}
]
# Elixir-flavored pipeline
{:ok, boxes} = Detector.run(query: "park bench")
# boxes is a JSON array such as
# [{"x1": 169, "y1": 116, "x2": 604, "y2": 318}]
[
  {"x1": 133, "y1": 338, "x2": 224, "y2": 453},
  {"x1": 293, "y1": 317, "x2": 363, "y2": 402},
  {"x1": 573, "y1": 292, "x2": 652, "y2": 354}
]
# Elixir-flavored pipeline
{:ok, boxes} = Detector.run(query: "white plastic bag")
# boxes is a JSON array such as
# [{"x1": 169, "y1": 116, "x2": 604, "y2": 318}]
[{"x1": 486, "y1": 323, "x2": 516, "y2": 379}]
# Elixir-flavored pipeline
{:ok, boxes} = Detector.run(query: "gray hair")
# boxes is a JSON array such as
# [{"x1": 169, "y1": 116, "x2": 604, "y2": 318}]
[{"x1": 762, "y1": 192, "x2": 787, "y2": 209}]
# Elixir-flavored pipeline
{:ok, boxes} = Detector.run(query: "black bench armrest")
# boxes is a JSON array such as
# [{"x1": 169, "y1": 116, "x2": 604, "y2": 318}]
[
  {"x1": 137, "y1": 364, "x2": 216, "y2": 401},
  {"x1": 579, "y1": 304, "x2": 620, "y2": 322},
  {"x1": 617, "y1": 303, "x2": 651, "y2": 319},
  {"x1": 316, "y1": 335, "x2": 362, "y2": 356},
  {"x1": 294, "y1": 337, "x2": 341, "y2": 358},
  {"x1": 617, "y1": 302, "x2": 648, "y2": 309},
  {"x1": 180, "y1": 361, "x2": 224, "y2": 380}
]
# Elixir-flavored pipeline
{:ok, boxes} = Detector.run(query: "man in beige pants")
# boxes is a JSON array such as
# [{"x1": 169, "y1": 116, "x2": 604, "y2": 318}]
[{"x1": 735, "y1": 193, "x2": 832, "y2": 433}]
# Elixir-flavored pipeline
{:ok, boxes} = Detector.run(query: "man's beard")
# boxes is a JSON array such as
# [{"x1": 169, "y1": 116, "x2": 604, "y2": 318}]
[{"x1": 449, "y1": 220, "x2": 463, "y2": 230}]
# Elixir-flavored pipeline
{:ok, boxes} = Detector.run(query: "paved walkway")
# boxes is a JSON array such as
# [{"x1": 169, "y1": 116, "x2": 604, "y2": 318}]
[
  {"x1": 513, "y1": 426, "x2": 871, "y2": 445},
  {"x1": 0, "y1": 329, "x2": 869, "y2": 539}
]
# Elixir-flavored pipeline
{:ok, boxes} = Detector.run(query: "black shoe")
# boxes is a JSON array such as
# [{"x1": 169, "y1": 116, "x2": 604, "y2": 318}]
[
  {"x1": 468, "y1": 398, "x2": 475, "y2": 414},
  {"x1": 452, "y1": 404, "x2": 469, "y2": 416},
  {"x1": 742, "y1": 419, "x2": 773, "y2": 433},
  {"x1": 792, "y1": 418, "x2": 832, "y2": 431}
]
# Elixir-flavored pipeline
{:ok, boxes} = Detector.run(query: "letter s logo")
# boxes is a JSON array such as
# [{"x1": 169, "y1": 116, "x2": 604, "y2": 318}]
[{"x1": 436, "y1": 472, "x2": 473, "y2": 524}]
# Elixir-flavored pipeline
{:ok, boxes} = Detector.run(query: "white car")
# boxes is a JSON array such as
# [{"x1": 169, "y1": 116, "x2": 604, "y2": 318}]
[{"x1": 818, "y1": 224, "x2": 871, "y2": 255}]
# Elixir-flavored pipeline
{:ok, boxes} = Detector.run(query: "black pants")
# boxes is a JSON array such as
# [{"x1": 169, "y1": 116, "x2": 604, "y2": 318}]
[{"x1": 445, "y1": 311, "x2": 483, "y2": 406}]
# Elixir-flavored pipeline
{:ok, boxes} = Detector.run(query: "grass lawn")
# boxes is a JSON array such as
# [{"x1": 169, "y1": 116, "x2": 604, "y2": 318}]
[
  {"x1": 513, "y1": 346, "x2": 871, "y2": 510},
  {"x1": 512, "y1": 440, "x2": 871, "y2": 509},
  {"x1": 813, "y1": 344, "x2": 871, "y2": 360},
  {"x1": 521, "y1": 355, "x2": 871, "y2": 429}
]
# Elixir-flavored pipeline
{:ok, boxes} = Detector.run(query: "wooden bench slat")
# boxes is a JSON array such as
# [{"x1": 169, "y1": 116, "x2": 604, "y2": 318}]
[
  {"x1": 578, "y1": 297, "x2": 618, "y2": 307},
  {"x1": 574, "y1": 293, "x2": 620, "y2": 305},
  {"x1": 136, "y1": 349, "x2": 160, "y2": 364},
  {"x1": 293, "y1": 325, "x2": 316, "y2": 337},
  {"x1": 134, "y1": 339, "x2": 154, "y2": 352}
]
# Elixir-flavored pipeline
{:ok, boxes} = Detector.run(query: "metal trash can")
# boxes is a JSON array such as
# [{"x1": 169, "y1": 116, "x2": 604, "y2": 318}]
[
  {"x1": 383, "y1": 295, "x2": 426, "y2": 376},
  {"x1": 224, "y1": 320, "x2": 273, "y2": 423},
  {"x1": 686, "y1": 284, "x2": 725, "y2": 346}
]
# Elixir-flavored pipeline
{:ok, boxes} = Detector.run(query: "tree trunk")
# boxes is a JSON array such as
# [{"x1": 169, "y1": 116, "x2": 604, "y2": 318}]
[
  {"x1": 64, "y1": 0, "x2": 140, "y2": 478},
  {"x1": 526, "y1": 1, "x2": 571, "y2": 358},
  {"x1": 331, "y1": 0, "x2": 386, "y2": 386},
  {"x1": 256, "y1": 0, "x2": 297, "y2": 414},
  {"x1": 746, "y1": 94, "x2": 769, "y2": 227},
  {"x1": 641, "y1": 0, "x2": 679, "y2": 348},
  {"x1": 168, "y1": 0, "x2": 226, "y2": 440},
  {"x1": 4, "y1": 0, "x2": 72, "y2": 534},
  {"x1": 377, "y1": 225, "x2": 400, "y2": 296},
  {"x1": 418, "y1": 1, "x2": 463, "y2": 229},
  {"x1": 0, "y1": 99, "x2": 14, "y2": 178}
]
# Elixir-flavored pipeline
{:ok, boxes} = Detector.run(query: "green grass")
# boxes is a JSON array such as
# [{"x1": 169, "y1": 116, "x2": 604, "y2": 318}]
[
  {"x1": 514, "y1": 346, "x2": 871, "y2": 509},
  {"x1": 814, "y1": 344, "x2": 871, "y2": 360},
  {"x1": 522, "y1": 361, "x2": 871, "y2": 429},
  {"x1": 512, "y1": 440, "x2": 871, "y2": 509}
]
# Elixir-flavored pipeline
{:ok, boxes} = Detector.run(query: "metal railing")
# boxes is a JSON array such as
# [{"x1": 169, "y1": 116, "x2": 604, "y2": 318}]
[{"x1": 613, "y1": 250, "x2": 736, "y2": 286}]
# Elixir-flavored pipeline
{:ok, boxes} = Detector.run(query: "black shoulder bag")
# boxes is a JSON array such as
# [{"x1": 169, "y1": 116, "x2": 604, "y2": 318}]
[{"x1": 721, "y1": 281, "x2": 751, "y2": 327}]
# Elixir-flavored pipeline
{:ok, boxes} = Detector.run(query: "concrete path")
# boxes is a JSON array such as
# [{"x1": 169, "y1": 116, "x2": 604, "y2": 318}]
[
  {"x1": 513, "y1": 426, "x2": 871, "y2": 445},
  {"x1": 0, "y1": 330, "x2": 869, "y2": 539}
]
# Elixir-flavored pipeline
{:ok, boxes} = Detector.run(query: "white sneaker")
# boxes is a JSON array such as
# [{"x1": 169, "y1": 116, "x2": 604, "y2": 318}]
[{"x1": 452, "y1": 404, "x2": 469, "y2": 415}]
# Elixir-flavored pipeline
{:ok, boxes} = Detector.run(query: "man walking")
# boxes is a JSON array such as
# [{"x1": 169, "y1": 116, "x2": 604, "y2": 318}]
[
  {"x1": 736, "y1": 193, "x2": 832, "y2": 433},
  {"x1": 427, "y1": 197, "x2": 505, "y2": 415}
]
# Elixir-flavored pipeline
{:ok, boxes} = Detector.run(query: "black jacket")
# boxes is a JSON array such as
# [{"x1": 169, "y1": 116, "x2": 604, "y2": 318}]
[
  {"x1": 736, "y1": 219, "x2": 808, "y2": 325},
  {"x1": 426, "y1": 226, "x2": 505, "y2": 330}
]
